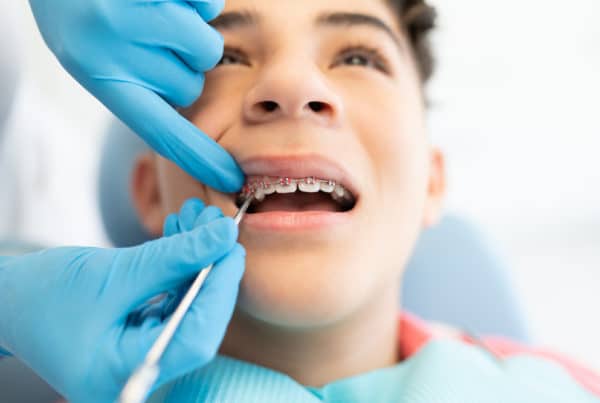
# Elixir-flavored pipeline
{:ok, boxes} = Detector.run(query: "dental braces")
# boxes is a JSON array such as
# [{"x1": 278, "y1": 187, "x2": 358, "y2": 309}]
[{"x1": 238, "y1": 176, "x2": 356, "y2": 205}]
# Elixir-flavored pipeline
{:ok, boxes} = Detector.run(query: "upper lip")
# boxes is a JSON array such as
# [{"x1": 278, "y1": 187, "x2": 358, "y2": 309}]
[{"x1": 237, "y1": 154, "x2": 361, "y2": 199}]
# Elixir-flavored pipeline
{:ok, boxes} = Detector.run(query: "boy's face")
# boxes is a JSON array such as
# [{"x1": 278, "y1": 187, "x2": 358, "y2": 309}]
[{"x1": 134, "y1": 0, "x2": 445, "y2": 328}]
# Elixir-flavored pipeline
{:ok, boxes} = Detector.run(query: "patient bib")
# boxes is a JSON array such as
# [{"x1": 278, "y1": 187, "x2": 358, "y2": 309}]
[{"x1": 148, "y1": 339, "x2": 599, "y2": 402}]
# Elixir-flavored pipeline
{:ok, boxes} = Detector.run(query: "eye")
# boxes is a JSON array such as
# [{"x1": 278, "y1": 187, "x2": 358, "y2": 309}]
[
  {"x1": 344, "y1": 54, "x2": 372, "y2": 67},
  {"x1": 333, "y1": 45, "x2": 389, "y2": 73},
  {"x1": 216, "y1": 47, "x2": 251, "y2": 67}
]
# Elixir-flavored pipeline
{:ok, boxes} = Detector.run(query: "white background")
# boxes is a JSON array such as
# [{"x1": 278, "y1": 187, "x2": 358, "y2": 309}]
[
  {"x1": 427, "y1": 0, "x2": 600, "y2": 371},
  {"x1": 3, "y1": 1, "x2": 599, "y2": 370}
]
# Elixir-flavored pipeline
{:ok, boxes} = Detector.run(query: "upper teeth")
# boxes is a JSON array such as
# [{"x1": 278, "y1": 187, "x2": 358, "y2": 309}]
[{"x1": 238, "y1": 177, "x2": 355, "y2": 206}]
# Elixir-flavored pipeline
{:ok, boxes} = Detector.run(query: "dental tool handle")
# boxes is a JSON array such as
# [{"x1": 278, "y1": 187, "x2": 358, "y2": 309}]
[
  {"x1": 118, "y1": 363, "x2": 159, "y2": 403},
  {"x1": 118, "y1": 196, "x2": 253, "y2": 403},
  {"x1": 119, "y1": 263, "x2": 213, "y2": 403}
]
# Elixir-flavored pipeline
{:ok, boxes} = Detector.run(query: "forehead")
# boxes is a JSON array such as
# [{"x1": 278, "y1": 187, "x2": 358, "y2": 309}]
[{"x1": 220, "y1": 0, "x2": 400, "y2": 32}]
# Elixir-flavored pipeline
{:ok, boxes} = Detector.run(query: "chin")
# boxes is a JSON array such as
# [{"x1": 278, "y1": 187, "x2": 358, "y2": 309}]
[{"x1": 235, "y1": 247, "x2": 381, "y2": 329}]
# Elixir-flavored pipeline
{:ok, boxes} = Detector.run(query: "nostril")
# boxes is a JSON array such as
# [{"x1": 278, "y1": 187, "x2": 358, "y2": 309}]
[
  {"x1": 308, "y1": 101, "x2": 326, "y2": 113},
  {"x1": 260, "y1": 101, "x2": 279, "y2": 112}
]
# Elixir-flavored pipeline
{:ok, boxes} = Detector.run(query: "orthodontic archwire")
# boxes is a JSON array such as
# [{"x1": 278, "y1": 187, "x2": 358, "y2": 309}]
[
  {"x1": 237, "y1": 176, "x2": 355, "y2": 207},
  {"x1": 118, "y1": 193, "x2": 255, "y2": 403}
]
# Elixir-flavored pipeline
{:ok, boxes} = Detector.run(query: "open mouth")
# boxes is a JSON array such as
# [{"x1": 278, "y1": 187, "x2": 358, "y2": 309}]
[{"x1": 235, "y1": 176, "x2": 357, "y2": 214}]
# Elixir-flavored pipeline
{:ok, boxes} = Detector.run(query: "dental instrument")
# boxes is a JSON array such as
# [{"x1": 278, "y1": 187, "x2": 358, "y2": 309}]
[{"x1": 118, "y1": 195, "x2": 254, "y2": 403}]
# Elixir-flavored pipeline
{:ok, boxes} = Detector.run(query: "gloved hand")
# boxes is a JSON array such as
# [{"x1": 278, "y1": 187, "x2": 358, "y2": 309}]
[
  {"x1": 28, "y1": 0, "x2": 243, "y2": 192},
  {"x1": 128, "y1": 199, "x2": 240, "y2": 327},
  {"x1": 160, "y1": 198, "x2": 239, "y2": 320},
  {"x1": 0, "y1": 202, "x2": 246, "y2": 403}
]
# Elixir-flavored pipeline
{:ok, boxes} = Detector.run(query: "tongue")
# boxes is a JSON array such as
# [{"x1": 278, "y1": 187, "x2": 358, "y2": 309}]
[{"x1": 253, "y1": 192, "x2": 340, "y2": 213}]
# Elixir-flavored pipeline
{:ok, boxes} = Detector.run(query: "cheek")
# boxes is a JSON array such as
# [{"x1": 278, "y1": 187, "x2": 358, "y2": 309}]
[
  {"x1": 347, "y1": 80, "x2": 429, "y2": 200},
  {"x1": 156, "y1": 158, "x2": 211, "y2": 213},
  {"x1": 183, "y1": 71, "x2": 253, "y2": 140},
  {"x1": 334, "y1": 71, "x2": 428, "y2": 181},
  {"x1": 342, "y1": 78, "x2": 430, "y2": 269},
  {"x1": 156, "y1": 158, "x2": 241, "y2": 223}
]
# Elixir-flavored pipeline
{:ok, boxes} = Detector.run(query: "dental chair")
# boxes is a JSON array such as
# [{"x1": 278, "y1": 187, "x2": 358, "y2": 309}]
[{"x1": 0, "y1": 119, "x2": 531, "y2": 402}]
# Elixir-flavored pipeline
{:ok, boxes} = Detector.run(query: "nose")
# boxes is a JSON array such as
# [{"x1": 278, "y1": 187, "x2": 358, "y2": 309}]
[{"x1": 242, "y1": 61, "x2": 343, "y2": 126}]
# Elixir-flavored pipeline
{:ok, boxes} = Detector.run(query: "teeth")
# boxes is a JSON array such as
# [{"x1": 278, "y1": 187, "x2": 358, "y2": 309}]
[
  {"x1": 275, "y1": 178, "x2": 297, "y2": 194},
  {"x1": 263, "y1": 178, "x2": 276, "y2": 195},
  {"x1": 254, "y1": 187, "x2": 266, "y2": 201},
  {"x1": 298, "y1": 177, "x2": 320, "y2": 193},
  {"x1": 320, "y1": 180, "x2": 336, "y2": 193},
  {"x1": 331, "y1": 189, "x2": 344, "y2": 203},
  {"x1": 239, "y1": 177, "x2": 356, "y2": 208},
  {"x1": 331, "y1": 184, "x2": 355, "y2": 206}
]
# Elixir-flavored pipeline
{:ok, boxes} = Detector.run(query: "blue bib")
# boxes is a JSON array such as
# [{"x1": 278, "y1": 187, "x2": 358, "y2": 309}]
[{"x1": 149, "y1": 339, "x2": 599, "y2": 402}]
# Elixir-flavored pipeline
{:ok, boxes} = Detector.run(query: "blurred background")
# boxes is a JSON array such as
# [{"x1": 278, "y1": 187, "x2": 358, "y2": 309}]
[{"x1": 1, "y1": 0, "x2": 598, "y2": 373}]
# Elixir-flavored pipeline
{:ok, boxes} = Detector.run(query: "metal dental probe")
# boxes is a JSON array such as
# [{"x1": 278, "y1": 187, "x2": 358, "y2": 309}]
[{"x1": 118, "y1": 195, "x2": 255, "y2": 403}]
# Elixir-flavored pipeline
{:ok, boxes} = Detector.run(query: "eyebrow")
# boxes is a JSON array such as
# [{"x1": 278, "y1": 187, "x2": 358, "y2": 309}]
[
  {"x1": 210, "y1": 10, "x2": 258, "y2": 30},
  {"x1": 316, "y1": 12, "x2": 403, "y2": 52},
  {"x1": 211, "y1": 10, "x2": 403, "y2": 52}
]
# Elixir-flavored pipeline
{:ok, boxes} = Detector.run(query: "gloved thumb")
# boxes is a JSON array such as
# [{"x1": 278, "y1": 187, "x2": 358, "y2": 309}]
[{"x1": 94, "y1": 80, "x2": 244, "y2": 192}]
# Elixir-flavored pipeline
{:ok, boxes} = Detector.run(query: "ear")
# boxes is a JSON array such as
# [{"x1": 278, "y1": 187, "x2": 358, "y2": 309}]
[
  {"x1": 130, "y1": 152, "x2": 164, "y2": 237},
  {"x1": 422, "y1": 148, "x2": 446, "y2": 228}
]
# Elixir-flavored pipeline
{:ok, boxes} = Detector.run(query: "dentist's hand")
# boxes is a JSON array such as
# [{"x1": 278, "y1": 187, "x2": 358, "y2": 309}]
[
  {"x1": 130, "y1": 199, "x2": 241, "y2": 331},
  {"x1": 0, "y1": 206, "x2": 245, "y2": 403},
  {"x1": 28, "y1": 0, "x2": 243, "y2": 192}
]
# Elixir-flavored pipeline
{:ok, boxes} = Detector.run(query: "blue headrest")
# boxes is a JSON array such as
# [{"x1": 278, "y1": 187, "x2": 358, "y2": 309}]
[
  {"x1": 403, "y1": 216, "x2": 530, "y2": 342},
  {"x1": 98, "y1": 119, "x2": 152, "y2": 247}
]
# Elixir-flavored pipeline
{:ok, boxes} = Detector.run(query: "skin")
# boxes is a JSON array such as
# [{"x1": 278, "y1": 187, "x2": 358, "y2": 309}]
[{"x1": 132, "y1": 0, "x2": 445, "y2": 387}]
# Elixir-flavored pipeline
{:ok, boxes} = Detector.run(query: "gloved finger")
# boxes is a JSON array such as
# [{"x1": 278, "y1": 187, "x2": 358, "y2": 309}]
[
  {"x1": 117, "y1": 217, "x2": 239, "y2": 309},
  {"x1": 177, "y1": 198, "x2": 207, "y2": 232},
  {"x1": 113, "y1": 315, "x2": 164, "y2": 385},
  {"x1": 129, "y1": 45, "x2": 206, "y2": 107},
  {"x1": 133, "y1": 2, "x2": 224, "y2": 73},
  {"x1": 188, "y1": 0, "x2": 226, "y2": 22},
  {"x1": 193, "y1": 206, "x2": 224, "y2": 228},
  {"x1": 154, "y1": 244, "x2": 246, "y2": 385},
  {"x1": 164, "y1": 202, "x2": 223, "y2": 237},
  {"x1": 159, "y1": 281, "x2": 190, "y2": 320},
  {"x1": 93, "y1": 80, "x2": 244, "y2": 192},
  {"x1": 163, "y1": 213, "x2": 181, "y2": 237}
]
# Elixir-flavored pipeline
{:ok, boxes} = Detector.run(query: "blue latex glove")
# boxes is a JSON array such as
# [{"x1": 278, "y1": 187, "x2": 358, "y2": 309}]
[
  {"x1": 160, "y1": 199, "x2": 236, "y2": 319},
  {"x1": 0, "y1": 207, "x2": 246, "y2": 403},
  {"x1": 128, "y1": 199, "x2": 239, "y2": 327},
  {"x1": 27, "y1": 0, "x2": 244, "y2": 192}
]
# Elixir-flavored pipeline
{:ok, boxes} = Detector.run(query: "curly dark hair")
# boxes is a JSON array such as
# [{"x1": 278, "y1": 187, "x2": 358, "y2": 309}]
[{"x1": 387, "y1": 0, "x2": 437, "y2": 82}]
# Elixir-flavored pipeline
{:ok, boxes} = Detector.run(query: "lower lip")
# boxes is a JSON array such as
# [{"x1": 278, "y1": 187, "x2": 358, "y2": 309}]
[{"x1": 241, "y1": 210, "x2": 353, "y2": 232}]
